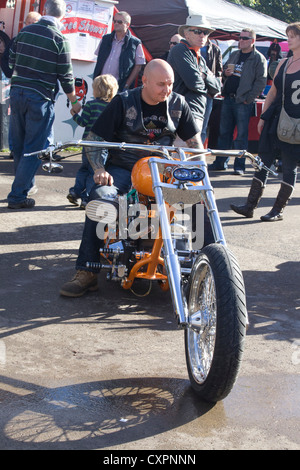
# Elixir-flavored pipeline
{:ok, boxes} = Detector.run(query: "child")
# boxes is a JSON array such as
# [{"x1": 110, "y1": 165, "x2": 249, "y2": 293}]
[{"x1": 67, "y1": 74, "x2": 118, "y2": 209}]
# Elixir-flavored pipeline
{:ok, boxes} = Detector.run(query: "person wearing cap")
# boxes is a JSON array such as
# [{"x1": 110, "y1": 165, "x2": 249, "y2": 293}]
[
  {"x1": 167, "y1": 15, "x2": 221, "y2": 140},
  {"x1": 208, "y1": 28, "x2": 267, "y2": 175}
]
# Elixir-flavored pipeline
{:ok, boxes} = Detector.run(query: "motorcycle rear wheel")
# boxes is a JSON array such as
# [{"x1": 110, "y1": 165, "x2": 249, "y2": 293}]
[{"x1": 185, "y1": 243, "x2": 247, "y2": 403}]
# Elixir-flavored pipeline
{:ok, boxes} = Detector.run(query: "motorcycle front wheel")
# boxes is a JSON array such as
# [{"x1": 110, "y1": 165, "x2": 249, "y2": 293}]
[{"x1": 185, "y1": 243, "x2": 247, "y2": 403}]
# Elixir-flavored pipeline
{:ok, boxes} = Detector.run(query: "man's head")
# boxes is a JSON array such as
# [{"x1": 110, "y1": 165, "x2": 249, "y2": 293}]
[
  {"x1": 142, "y1": 59, "x2": 174, "y2": 105},
  {"x1": 238, "y1": 28, "x2": 256, "y2": 53},
  {"x1": 44, "y1": 0, "x2": 66, "y2": 19},
  {"x1": 179, "y1": 15, "x2": 214, "y2": 51},
  {"x1": 24, "y1": 11, "x2": 41, "y2": 26},
  {"x1": 169, "y1": 33, "x2": 182, "y2": 49},
  {"x1": 113, "y1": 11, "x2": 131, "y2": 36}
]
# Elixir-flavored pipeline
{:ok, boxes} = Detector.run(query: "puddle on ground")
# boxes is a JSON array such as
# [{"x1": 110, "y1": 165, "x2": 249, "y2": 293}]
[{"x1": 0, "y1": 373, "x2": 298, "y2": 449}]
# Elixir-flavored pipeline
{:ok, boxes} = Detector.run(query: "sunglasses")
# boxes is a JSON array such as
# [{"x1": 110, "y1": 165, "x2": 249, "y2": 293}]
[
  {"x1": 239, "y1": 36, "x2": 252, "y2": 40},
  {"x1": 169, "y1": 41, "x2": 179, "y2": 45},
  {"x1": 188, "y1": 29, "x2": 209, "y2": 35},
  {"x1": 113, "y1": 19, "x2": 125, "y2": 25}
]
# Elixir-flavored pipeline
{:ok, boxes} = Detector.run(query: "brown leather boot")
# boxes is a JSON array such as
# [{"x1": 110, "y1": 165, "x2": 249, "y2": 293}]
[
  {"x1": 230, "y1": 177, "x2": 264, "y2": 218},
  {"x1": 260, "y1": 182, "x2": 293, "y2": 222},
  {"x1": 60, "y1": 270, "x2": 98, "y2": 297}
]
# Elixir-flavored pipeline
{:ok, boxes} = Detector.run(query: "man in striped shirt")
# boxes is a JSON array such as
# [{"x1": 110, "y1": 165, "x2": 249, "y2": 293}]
[{"x1": 7, "y1": 0, "x2": 81, "y2": 209}]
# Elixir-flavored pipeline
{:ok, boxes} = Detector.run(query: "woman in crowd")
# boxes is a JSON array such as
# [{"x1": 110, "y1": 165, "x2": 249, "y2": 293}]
[{"x1": 230, "y1": 22, "x2": 300, "y2": 222}]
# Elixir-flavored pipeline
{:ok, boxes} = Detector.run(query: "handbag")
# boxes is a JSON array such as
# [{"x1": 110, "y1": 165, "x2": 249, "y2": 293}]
[{"x1": 277, "y1": 59, "x2": 300, "y2": 144}]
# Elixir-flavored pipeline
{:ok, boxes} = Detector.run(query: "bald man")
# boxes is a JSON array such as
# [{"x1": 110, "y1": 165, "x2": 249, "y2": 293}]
[
  {"x1": 169, "y1": 34, "x2": 182, "y2": 49},
  {"x1": 60, "y1": 59, "x2": 202, "y2": 297}
]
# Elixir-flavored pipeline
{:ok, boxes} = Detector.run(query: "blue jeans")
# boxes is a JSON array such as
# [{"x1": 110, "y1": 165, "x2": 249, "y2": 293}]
[
  {"x1": 214, "y1": 97, "x2": 253, "y2": 171},
  {"x1": 7, "y1": 88, "x2": 55, "y2": 204},
  {"x1": 201, "y1": 96, "x2": 213, "y2": 145},
  {"x1": 76, "y1": 164, "x2": 132, "y2": 272},
  {"x1": 69, "y1": 148, "x2": 95, "y2": 202}
]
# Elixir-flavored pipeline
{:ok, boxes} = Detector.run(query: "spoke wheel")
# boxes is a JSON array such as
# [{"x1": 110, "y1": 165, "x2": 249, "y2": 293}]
[
  {"x1": 187, "y1": 261, "x2": 217, "y2": 384},
  {"x1": 185, "y1": 243, "x2": 248, "y2": 402}
]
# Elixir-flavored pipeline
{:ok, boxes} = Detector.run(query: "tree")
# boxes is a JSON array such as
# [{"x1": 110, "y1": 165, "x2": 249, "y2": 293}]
[{"x1": 229, "y1": 0, "x2": 297, "y2": 23}]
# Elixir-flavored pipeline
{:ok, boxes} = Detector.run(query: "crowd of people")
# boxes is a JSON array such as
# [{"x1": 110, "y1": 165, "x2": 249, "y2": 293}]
[{"x1": 0, "y1": 0, "x2": 299, "y2": 296}]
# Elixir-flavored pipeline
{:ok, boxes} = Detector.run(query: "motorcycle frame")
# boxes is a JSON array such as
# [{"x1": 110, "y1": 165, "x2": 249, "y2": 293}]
[
  {"x1": 81, "y1": 142, "x2": 227, "y2": 327},
  {"x1": 26, "y1": 141, "x2": 276, "y2": 328}
]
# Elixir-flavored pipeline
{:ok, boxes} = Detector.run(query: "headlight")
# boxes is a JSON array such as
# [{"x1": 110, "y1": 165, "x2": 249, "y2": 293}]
[{"x1": 173, "y1": 167, "x2": 205, "y2": 182}]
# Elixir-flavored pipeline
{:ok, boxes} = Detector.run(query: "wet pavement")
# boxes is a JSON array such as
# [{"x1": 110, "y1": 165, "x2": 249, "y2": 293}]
[{"x1": 0, "y1": 152, "x2": 299, "y2": 450}]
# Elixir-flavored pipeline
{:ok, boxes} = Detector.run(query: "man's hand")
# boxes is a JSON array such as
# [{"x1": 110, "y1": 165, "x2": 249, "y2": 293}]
[
  {"x1": 93, "y1": 168, "x2": 114, "y2": 186},
  {"x1": 224, "y1": 68, "x2": 234, "y2": 77},
  {"x1": 257, "y1": 118, "x2": 265, "y2": 135},
  {"x1": 72, "y1": 101, "x2": 82, "y2": 114}
]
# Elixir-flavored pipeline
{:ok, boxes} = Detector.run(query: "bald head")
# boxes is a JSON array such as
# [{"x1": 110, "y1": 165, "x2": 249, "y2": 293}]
[
  {"x1": 142, "y1": 59, "x2": 174, "y2": 105},
  {"x1": 143, "y1": 59, "x2": 174, "y2": 81},
  {"x1": 169, "y1": 33, "x2": 182, "y2": 49}
]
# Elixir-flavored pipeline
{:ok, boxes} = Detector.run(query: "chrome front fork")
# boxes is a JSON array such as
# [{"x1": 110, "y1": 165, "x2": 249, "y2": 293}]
[{"x1": 148, "y1": 156, "x2": 226, "y2": 327}]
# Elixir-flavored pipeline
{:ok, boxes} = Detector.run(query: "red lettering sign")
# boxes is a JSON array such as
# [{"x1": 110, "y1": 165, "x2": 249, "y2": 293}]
[{"x1": 61, "y1": 17, "x2": 108, "y2": 38}]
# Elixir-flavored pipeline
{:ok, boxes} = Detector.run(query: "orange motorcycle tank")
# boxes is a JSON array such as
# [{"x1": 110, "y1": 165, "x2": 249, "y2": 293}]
[{"x1": 131, "y1": 157, "x2": 157, "y2": 197}]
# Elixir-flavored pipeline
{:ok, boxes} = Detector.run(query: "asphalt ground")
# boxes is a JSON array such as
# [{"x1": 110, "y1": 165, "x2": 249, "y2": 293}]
[{"x1": 0, "y1": 150, "x2": 299, "y2": 451}]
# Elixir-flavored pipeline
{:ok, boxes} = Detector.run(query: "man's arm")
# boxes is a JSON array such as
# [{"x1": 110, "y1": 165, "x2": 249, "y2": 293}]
[
  {"x1": 245, "y1": 56, "x2": 267, "y2": 104},
  {"x1": 185, "y1": 133, "x2": 203, "y2": 149},
  {"x1": 168, "y1": 45, "x2": 206, "y2": 92},
  {"x1": 84, "y1": 131, "x2": 107, "y2": 171},
  {"x1": 66, "y1": 92, "x2": 82, "y2": 114},
  {"x1": 124, "y1": 42, "x2": 145, "y2": 89},
  {"x1": 124, "y1": 64, "x2": 142, "y2": 89},
  {"x1": 84, "y1": 131, "x2": 113, "y2": 186}
]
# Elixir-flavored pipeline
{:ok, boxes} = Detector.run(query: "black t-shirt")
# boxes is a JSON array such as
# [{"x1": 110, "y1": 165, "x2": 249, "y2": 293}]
[
  {"x1": 274, "y1": 64, "x2": 300, "y2": 118},
  {"x1": 223, "y1": 51, "x2": 252, "y2": 96},
  {"x1": 92, "y1": 93, "x2": 199, "y2": 143}
]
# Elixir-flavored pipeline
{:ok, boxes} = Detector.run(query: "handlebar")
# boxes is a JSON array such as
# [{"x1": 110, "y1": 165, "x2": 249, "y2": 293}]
[{"x1": 24, "y1": 140, "x2": 278, "y2": 176}]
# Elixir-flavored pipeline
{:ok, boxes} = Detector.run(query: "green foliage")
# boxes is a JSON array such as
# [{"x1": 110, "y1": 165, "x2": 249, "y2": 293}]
[{"x1": 229, "y1": 0, "x2": 297, "y2": 23}]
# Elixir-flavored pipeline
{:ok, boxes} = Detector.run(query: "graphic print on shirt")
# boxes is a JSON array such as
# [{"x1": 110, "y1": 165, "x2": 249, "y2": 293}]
[
  {"x1": 141, "y1": 101, "x2": 168, "y2": 143},
  {"x1": 291, "y1": 79, "x2": 300, "y2": 105},
  {"x1": 143, "y1": 114, "x2": 167, "y2": 141},
  {"x1": 232, "y1": 61, "x2": 245, "y2": 78}
]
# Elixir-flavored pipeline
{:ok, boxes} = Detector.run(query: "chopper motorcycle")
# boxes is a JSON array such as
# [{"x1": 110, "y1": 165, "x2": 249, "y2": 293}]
[{"x1": 26, "y1": 141, "x2": 276, "y2": 403}]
